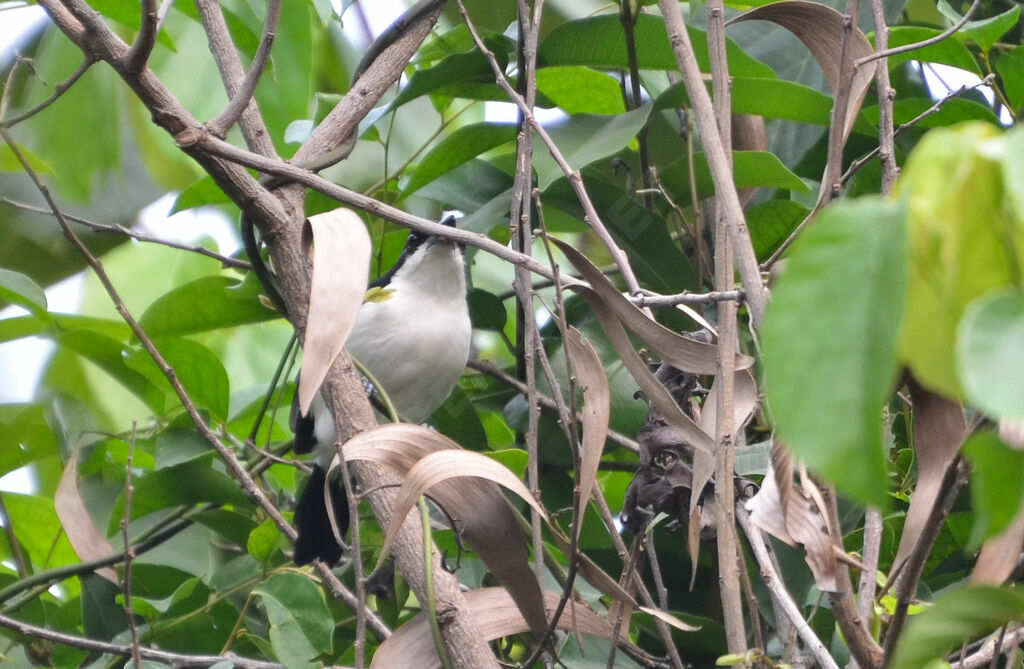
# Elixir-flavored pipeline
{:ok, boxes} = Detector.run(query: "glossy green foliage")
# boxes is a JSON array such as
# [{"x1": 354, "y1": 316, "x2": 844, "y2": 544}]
[{"x1": 1, "y1": 0, "x2": 1023, "y2": 666}]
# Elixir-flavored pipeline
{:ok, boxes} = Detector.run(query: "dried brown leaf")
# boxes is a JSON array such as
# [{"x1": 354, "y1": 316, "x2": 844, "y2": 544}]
[
  {"x1": 298, "y1": 208, "x2": 371, "y2": 415},
  {"x1": 574, "y1": 285, "x2": 716, "y2": 456},
  {"x1": 564, "y1": 327, "x2": 611, "y2": 543},
  {"x1": 343, "y1": 425, "x2": 548, "y2": 639},
  {"x1": 551, "y1": 238, "x2": 754, "y2": 374},
  {"x1": 746, "y1": 443, "x2": 838, "y2": 591},
  {"x1": 638, "y1": 605, "x2": 701, "y2": 632},
  {"x1": 972, "y1": 503, "x2": 1024, "y2": 584},
  {"x1": 546, "y1": 525, "x2": 638, "y2": 607},
  {"x1": 369, "y1": 588, "x2": 624, "y2": 669},
  {"x1": 729, "y1": 0, "x2": 874, "y2": 141},
  {"x1": 890, "y1": 379, "x2": 966, "y2": 577},
  {"x1": 55, "y1": 450, "x2": 116, "y2": 582}
]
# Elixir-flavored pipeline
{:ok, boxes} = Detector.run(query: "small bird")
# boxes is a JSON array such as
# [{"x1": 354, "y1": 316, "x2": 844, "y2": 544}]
[{"x1": 291, "y1": 217, "x2": 472, "y2": 566}]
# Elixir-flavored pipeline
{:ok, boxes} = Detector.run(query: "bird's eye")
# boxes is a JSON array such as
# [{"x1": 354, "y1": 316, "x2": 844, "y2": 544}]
[{"x1": 652, "y1": 451, "x2": 678, "y2": 469}]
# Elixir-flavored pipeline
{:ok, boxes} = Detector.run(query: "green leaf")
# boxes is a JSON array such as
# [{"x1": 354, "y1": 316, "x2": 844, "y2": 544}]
[
  {"x1": 391, "y1": 44, "x2": 507, "y2": 110},
  {"x1": 483, "y1": 449, "x2": 529, "y2": 479},
  {"x1": 81, "y1": 573, "x2": 127, "y2": 641},
  {"x1": 544, "y1": 169, "x2": 697, "y2": 295},
  {"x1": 0, "y1": 268, "x2": 48, "y2": 319},
  {"x1": 124, "y1": 337, "x2": 230, "y2": 420},
  {"x1": 170, "y1": 176, "x2": 233, "y2": 213},
  {"x1": 898, "y1": 123, "x2": 1019, "y2": 398},
  {"x1": 57, "y1": 329, "x2": 167, "y2": 413},
  {"x1": 890, "y1": 586, "x2": 1024, "y2": 669},
  {"x1": 468, "y1": 288, "x2": 508, "y2": 333},
  {"x1": 1, "y1": 492, "x2": 78, "y2": 569},
  {"x1": 938, "y1": 1, "x2": 1021, "y2": 53},
  {"x1": 882, "y1": 26, "x2": 982, "y2": 74},
  {"x1": 247, "y1": 517, "x2": 286, "y2": 563},
  {"x1": 746, "y1": 199, "x2": 810, "y2": 262},
  {"x1": 0, "y1": 404, "x2": 58, "y2": 476},
  {"x1": 656, "y1": 77, "x2": 876, "y2": 135},
  {"x1": 1001, "y1": 127, "x2": 1024, "y2": 251},
  {"x1": 138, "y1": 276, "x2": 278, "y2": 338},
  {"x1": 0, "y1": 142, "x2": 52, "y2": 174},
  {"x1": 957, "y1": 289, "x2": 1024, "y2": 419},
  {"x1": 659, "y1": 151, "x2": 810, "y2": 201},
  {"x1": 111, "y1": 461, "x2": 250, "y2": 530},
  {"x1": 996, "y1": 48, "x2": 1024, "y2": 114},
  {"x1": 963, "y1": 431, "x2": 1024, "y2": 546},
  {"x1": 535, "y1": 66, "x2": 626, "y2": 115},
  {"x1": 254, "y1": 573, "x2": 333, "y2": 668},
  {"x1": 154, "y1": 427, "x2": 214, "y2": 468},
  {"x1": 535, "y1": 105, "x2": 652, "y2": 190},
  {"x1": 402, "y1": 123, "x2": 517, "y2": 197},
  {"x1": 538, "y1": 14, "x2": 774, "y2": 78},
  {"x1": 762, "y1": 197, "x2": 907, "y2": 507}
]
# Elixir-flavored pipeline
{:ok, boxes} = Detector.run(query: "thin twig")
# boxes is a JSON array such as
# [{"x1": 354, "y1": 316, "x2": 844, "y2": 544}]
[
  {"x1": 122, "y1": 422, "x2": 142, "y2": 669},
  {"x1": 840, "y1": 74, "x2": 996, "y2": 186},
  {"x1": 868, "y1": 0, "x2": 899, "y2": 193},
  {"x1": 0, "y1": 610, "x2": 282, "y2": 668},
  {"x1": 207, "y1": 0, "x2": 281, "y2": 136},
  {"x1": 1, "y1": 55, "x2": 96, "y2": 127},
  {"x1": 855, "y1": 0, "x2": 982, "y2": 67},
  {"x1": 193, "y1": 0, "x2": 277, "y2": 157},
  {"x1": 123, "y1": 0, "x2": 158, "y2": 73},
  {"x1": 706, "y1": 0, "x2": 746, "y2": 650},
  {"x1": 0, "y1": 196, "x2": 250, "y2": 269}
]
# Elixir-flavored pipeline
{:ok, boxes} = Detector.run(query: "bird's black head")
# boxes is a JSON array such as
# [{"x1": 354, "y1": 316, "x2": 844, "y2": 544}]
[{"x1": 370, "y1": 216, "x2": 459, "y2": 289}]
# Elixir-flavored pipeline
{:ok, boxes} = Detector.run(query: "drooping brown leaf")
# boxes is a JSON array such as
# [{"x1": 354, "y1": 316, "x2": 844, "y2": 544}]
[
  {"x1": 551, "y1": 238, "x2": 754, "y2": 374},
  {"x1": 375, "y1": 448, "x2": 549, "y2": 562},
  {"x1": 341, "y1": 425, "x2": 549, "y2": 639},
  {"x1": 890, "y1": 378, "x2": 966, "y2": 577},
  {"x1": 574, "y1": 285, "x2": 715, "y2": 456},
  {"x1": 297, "y1": 208, "x2": 371, "y2": 415},
  {"x1": 564, "y1": 327, "x2": 611, "y2": 543},
  {"x1": 972, "y1": 503, "x2": 1024, "y2": 584},
  {"x1": 55, "y1": 450, "x2": 116, "y2": 582},
  {"x1": 745, "y1": 442, "x2": 838, "y2": 591},
  {"x1": 369, "y1": 588, "x2": 626, "y2": 669},
  {"x1": 728, "y1": 0, "x2": 874, "y2": 141}
]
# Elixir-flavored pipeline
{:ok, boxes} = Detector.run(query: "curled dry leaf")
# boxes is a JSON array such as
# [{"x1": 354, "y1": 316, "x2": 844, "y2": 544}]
[
  {"x1": 551, "y1": 237, "x2": 754, "y2": 374},
  {"x1": 374, "y1": 448, "x2": 549, "y2": 561},
  {"x1": 55, "y1": 450, "x2": 117, "y2": 582},
  {"x1": 745, "y1": 442, "x2": 838, "y2": 591},
  {"x1": 297, "y1": 208, "x2": 371, "y2": 415},
  {"x1": 564, "y1": 327, "x2": 611, "y2": 544},
  {"x1": 890, "y1": 378, "x2": 966, "y2": 578},
  {"x1": 341, "y1": 424, "x2": 548, "y2": 639},
  {"x1": 370, "y1": 588, "x2": 627, "y2": 669},
  {"x1": 728, "y1": 0, "x2": 874, "y2": 142}
]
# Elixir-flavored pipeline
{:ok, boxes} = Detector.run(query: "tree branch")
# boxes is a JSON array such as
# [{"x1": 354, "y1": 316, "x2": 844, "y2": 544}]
[
  {"x1": 123, "y1": 0, "x2": 157, "y2": 73},
  {"x1": 855, "y1": 0, "x2": 981, "y2": 67},
  {"x1": 204, "y1": 0, "x2": 281, "y2": 140},
  {"x1": 0, "y1": 610, "x2": 283, "y2": 669},
  {"x1": 656, "y1": 0, "x2": 767, "y2": 327}
]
